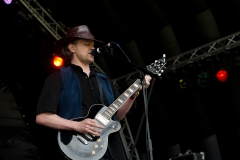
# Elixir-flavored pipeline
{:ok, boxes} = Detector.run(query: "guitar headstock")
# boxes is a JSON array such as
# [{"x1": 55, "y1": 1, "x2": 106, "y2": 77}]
[{"x1": 146, "y1": 54, "x2": 167, "y2": 77}]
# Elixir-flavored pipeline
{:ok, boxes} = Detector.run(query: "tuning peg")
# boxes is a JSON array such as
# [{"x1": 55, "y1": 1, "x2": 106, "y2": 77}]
[{"x1": 162, "y1": 54, "x2": 166, "y2": 63}]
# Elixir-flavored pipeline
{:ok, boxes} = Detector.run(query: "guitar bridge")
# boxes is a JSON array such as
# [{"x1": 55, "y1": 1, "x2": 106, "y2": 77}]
[{"x1": 84, "y1": 133, "x2": 93, "y2": 140}]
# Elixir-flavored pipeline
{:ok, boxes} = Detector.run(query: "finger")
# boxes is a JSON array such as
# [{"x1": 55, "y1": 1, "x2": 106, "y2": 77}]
[
  {"x1": 90, "y1": 126, "x2": 102, "y2": 136},
  {"x1": 137, "y1": 85, "x2": 142, "y2": 91},
  {"x1": 87, "y1": 119, "x2": 99, "y2": 126},
  {"x1": 91, "y1": 121, "x2": 104, "y2": 129},
  {"x1": 146, "y1": 75, "x2": 152, "y2": 79},
  {"x1": 85, "y1": 119, "x2": 104, "y2": 129},
  {"x1": 93, "y1": 124, "x2": 104, "y2": 130},
  {"x1": 135, "y1": 92, "x2": 139, "y2": 96}
]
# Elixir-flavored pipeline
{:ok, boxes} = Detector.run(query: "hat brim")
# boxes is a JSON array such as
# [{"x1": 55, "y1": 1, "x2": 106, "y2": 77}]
[{"x1": 54, "y1": 37, "x2": 104, "y2": 55}]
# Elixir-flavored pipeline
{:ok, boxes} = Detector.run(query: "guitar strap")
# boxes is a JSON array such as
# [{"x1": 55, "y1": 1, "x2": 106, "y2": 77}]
[{"x1": 93, "y1": 70, "x2": 104, "y2": 104}]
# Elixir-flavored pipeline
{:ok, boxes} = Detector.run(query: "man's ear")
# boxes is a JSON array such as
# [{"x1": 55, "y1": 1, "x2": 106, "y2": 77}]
[{"x1": 68, "y1": 43, "x2": 75, "y2": 52}]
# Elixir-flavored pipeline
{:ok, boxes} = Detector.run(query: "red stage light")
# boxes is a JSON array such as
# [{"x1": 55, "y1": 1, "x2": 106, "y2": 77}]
[
  {"x1": 53, "y1": 55, "x2": 64, "y2": 67},
  {"x1": 216, "y1": 69, "x2": 228, "y2": 82}
]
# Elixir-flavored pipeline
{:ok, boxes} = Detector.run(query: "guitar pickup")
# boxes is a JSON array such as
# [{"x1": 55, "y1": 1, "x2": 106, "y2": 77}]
[
  {"x1": 95, "y1": 114, "x2": 109, "y2": 126},
  {"x1": 77, "y1": 134, "x2": 89, "y2": 145}
]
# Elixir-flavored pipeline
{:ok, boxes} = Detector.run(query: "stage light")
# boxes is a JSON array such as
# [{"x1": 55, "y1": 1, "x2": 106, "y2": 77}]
[
  {"x1": 53, "y1": 55, "x2": 64, "y2": 67},
  {"x1": 3, "y1": 0, "x2": 12, "y2": 4},
  {"x1": 198, "y1": 72, "x2": 209, "y2": 88},
  {"x1": 216, "y1": 69, "x2": 228, "y2": 82},
  {"x1": 179, "y1": 78, "x2": 187, "y2": 89}
]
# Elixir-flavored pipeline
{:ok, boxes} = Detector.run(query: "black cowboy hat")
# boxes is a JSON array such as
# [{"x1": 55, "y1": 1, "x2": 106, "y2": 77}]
[{"x1": 54, "y1": 25, "x2": 104, "y2": 54}]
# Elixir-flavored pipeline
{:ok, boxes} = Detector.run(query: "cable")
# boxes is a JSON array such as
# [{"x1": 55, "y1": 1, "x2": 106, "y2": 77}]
[{"x1": 112, "y1": 42, "x2": 131, "y2": 63}]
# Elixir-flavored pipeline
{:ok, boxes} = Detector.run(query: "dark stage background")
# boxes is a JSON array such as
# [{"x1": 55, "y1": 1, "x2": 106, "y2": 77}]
[{"x1": 1, "y1": 0, "x2": 240, "y2": 160}]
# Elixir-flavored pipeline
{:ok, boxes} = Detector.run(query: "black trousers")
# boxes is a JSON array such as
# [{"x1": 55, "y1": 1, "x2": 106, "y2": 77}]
[
  {"x1": 59, "y1": 149, "x2": 114, "y2": 160},
  {"x1": 99, "y1": 149, "x2": 113, "y2": 160}
]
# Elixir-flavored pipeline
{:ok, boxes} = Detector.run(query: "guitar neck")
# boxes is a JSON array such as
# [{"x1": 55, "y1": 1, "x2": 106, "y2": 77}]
[{"x1": 101, "y1": 79, "x2": 141, "y2": 119}]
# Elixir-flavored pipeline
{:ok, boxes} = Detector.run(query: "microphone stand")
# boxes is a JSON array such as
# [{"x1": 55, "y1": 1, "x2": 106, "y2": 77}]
[
  {"x1": 99, "y1": 44, "x2": 165, "y2": 80},
  {"x1": 98, "y1": 45, "x2": 166, "y2": 160},
  {"x1": 94, "y1": 42, "x2": 165, "y2": 79},
  {"x1": 129, "y1": 77, "x2": 156, "y2": 160}
]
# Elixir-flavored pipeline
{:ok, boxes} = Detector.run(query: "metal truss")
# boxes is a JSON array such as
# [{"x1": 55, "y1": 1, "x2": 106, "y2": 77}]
[
  {"x1": 161, "y1": 31, "x2": 240, "y2": 73},
  {"x1": 18, "y1": 0, "x2": 105, "y2": 73},
  {"x1": 17, "y1": 0, "x2": 139, "y2": 159},
  {"x1": 119, "y1": 116, "x2": 140, "y2": 160},
  {"x1": 18, "y1": 0, "x2": 66, "y2": 40},
  {"x1": 111, "y1": 31, "x2": 240, "y2": 85}
]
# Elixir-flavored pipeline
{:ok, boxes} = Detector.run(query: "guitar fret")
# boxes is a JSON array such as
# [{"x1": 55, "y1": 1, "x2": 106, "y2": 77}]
[
  {"x1": 109, "y1": 107, "x2": 115, "y2": 112},
  {"x1": 99, "y1": 79, "x2": 141, "y2": 121},
  {"x1": 117, "y1": 98, "x2": 123, "y2": 104},
  {"x1": 112, "y1": 104, "x2": 118, "y2": 109},
  {"x1": 126, "y1": 92, "x2": 132, "y2": 98},
  {"x1": 128, "y1": 88, "x2": 133, "y2": 93},
  {"x1": 115, "y1": 101, "x2": 121, "y2": 106},
  {"x1": 129, "y1": 88, "x2": 134, "y2": 93},
  {"x1": 104, "y1": 112, "x2": 111, "y2": 117},
  {"x1": 107, "y1": 109, "x2": 113, "y2": 114},
  {"x1": 125, "y1": 91, "x2": 130, "y2": 97},
  {"x1": 101, "y1": 113, "x2": 107, "y2": 118},
  {"x1": 127, "y1": 90, "x2": 132, "y2": 96},
  {"x1": 134, "y1": 83, "x2": 139, "y2": 87},
  {"x1": 122, "y1": 86, "x2": 137, "y2": 101},
  {"x1": 124, "y1": 92, "x2": 130, "y2": 98},
  {"x1": 120, "y1": 96, "x2": 127, "y2": 101},
  {"x1": 106, "y1": 109, "x2": 113, "y2": 115},
  {"x1": 121, "y1": 95, "x2": 126, "y2": 99}
]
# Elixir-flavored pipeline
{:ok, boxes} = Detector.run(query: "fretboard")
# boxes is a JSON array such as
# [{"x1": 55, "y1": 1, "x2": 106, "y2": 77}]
[{"x1": 101, "y1": 79, "x2": 141, "y2": 119}]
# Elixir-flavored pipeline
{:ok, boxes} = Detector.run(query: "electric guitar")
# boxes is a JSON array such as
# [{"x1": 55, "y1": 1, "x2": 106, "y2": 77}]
[{"x1": 57, "y1": 56, "x2": 167, "y2": 160}]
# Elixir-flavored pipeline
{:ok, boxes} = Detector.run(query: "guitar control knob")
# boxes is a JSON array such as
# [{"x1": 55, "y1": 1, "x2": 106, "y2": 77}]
[
  {"x1": 94, "y1": 144, "x2": 98, "y2": 149},
  {"x1": 97, "y1": 138, "x2": 101, "y2": 143},
  {"x1": 91, "y1": 150, "x2": 96, "y2": 156}
]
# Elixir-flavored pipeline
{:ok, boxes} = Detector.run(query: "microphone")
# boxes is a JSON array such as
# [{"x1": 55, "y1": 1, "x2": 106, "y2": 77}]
[{"x1": 91, "y1": 42, "x2": 114, "y2": 57}]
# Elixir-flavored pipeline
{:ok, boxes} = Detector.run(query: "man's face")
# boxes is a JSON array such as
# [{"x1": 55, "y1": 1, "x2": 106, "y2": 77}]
[{"x1": 68, "y1": 39, "x2": 95, "y2": 64}]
